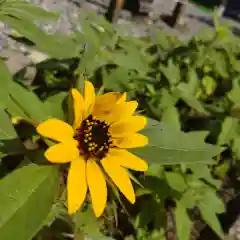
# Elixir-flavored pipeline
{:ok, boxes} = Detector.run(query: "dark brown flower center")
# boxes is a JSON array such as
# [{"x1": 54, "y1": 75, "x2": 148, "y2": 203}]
[{"x1": 74, "y1": 115, "x2": 113, "y2": 159}]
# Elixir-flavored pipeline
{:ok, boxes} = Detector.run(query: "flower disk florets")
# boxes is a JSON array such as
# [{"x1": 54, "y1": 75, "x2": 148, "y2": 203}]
[{"x1": 74, "y1": 115, "x2": 113, "y2": 159}]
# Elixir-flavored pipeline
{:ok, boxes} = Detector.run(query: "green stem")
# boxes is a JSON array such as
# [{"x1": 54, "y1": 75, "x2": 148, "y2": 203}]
[{"x1": 97, "y1": 85, "x2": 105, "y2": 96}]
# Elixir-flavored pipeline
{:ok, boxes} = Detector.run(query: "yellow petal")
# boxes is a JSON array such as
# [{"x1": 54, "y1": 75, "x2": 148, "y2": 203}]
[
  {"x1": 37, "y1": 118, "x2": 74, "y2": 142},
  {"x1": 125, "y1": 100, "x2": 138, "y2": 113},
  {"x1": 67, "y1": 157, "x2": 87, "y2": 214},
  {"x1": 84, "y1": 80, "x2": 95, "y2": 118},
  {"x1": 116, "y1": 101, "x2": 138, "y2": 118},
  {"x1": 45, "y1": 140, "x2": 79, "y2": 163},
  {"x1": 87, "y1": 159, "x2": 107, "y2": 217},
  {"x1": 71, "y1": 88, "x2": 84, "y2": 130},
  {"x1": 93, "y1": 101, "x2": 138, "y2": 124},
  {"x1": 108, "y1": 149, "x2": 148, "y2": 171},
  {"x1": 101, "y1": 157, "x2": 135, "y2": 204},
  {"x1": 116, "y1": 92, "x2": 127, "y2": 103},
  {"x1": 113, "y1": 133, "x2": 148, "y2": 148},
  {"x1": 110, "y1": 116, "x2": 147, "y2": 137},
  {"x1": 93, "y1": 92, "x2": 128, "y2": 116},
  {"x1": 95, "y1": 92, "x2": 123, "y2": 107}
]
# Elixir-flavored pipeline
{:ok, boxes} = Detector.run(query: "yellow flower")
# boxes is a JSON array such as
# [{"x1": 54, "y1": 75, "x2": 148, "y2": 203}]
[{"x1": 37, "y1": 80, "x2": 148, "y2": 217}]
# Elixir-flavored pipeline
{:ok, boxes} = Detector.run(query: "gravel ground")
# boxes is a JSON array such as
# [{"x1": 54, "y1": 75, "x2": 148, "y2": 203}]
[
  {"x1": 229, "y1": 217, "x2": 240, "y2": 240},
  {"x1": 0, "y1": 1, "x2": 240, "y2": 239}
]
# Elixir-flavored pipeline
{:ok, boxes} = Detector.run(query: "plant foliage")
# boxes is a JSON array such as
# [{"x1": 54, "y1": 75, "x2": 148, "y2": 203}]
[{"x1": 0, "y1": 1, "x2": 240, "y2": 239}]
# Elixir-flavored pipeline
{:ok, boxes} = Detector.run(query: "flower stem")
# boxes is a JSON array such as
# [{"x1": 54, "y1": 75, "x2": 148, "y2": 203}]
[{"x1": 97, "y1": 85, "x2": 105, "y2": 96}]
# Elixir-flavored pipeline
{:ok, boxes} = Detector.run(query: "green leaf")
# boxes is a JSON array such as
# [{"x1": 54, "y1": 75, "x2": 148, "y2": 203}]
[
  {"x1": 198, "y1": 197, "x2": 224, "y2": 239},
  {"x1": 137, "y1": 199, "x2": 166, "y2": 232},
  {"x1": 147, "y1": 164, "x2": 164, "y2": 177},
  {"x1": 188, "y1": 164, "x2": 221, "y2": 188},
  {"x1": 103, "y1": 67, "x2": 130, "y2": 91},
  {"x1": 173, "y1": 83, "x2": 209, "y2": 115},
  {"x1": 80, "y1": 11, "x2": 114, "y2": 36},
  {"x1": 0, "y1": 109, "x2": 21, "y2": 138},
  {"x1": 161, "y1": 106, "x2": 181, "y2": 131},
  {"x1": 187, "y1": 68, "x2": 199, "y2": 95},
  {"x1": 131, "y1": 121, "x2": 223, "y2": 165},
  {"x1": 228, "y1": 85, "x2": 240, "y2": 104},
  {"x1": 140, "y1": 176, "x2": 176, "y2": 199},
  {"x1": 0, "y1": 60, "x2": 12, "y2": 108},
  {"x1": 180, "y1": 189, "x2": 196, "y2": 209},
  {"x1": 160, "y1": 59, "x2": 180, "y2": 85},
  {"x1": 1, "y1": 0, "x2": 59, "y2": 22},
  {"x1": 165, "y1": 172, "x2": 187, "y2": 192},
  {"x1": 214, "y1": 20, "x2": 232, "y2": 41},
  {"x1": 42, "y1": 203, "x2": 66, "y2": 227},
  {"x1": 200, "y1": 188, "x2": 225, "y2": 214},
  {"x1": 233, "y1": 136, "x2": 240, "y2": 159},
  {"x1": 233, "y1": 60, "x2": 240, "y2": 74},
  {"x1": 73, "y1": 207, "x2": 106, "y2": 239},
  {"x1": 111, "y1": 47, "x2": 149, "y2": 73},
  {"x1": 0, "y1": 14, "x2": 78, "y2": 59},
  {"x1": 175, "y1": 201, "x2": 192, "y2": 240},
  {"x1": 135, "y1": 198, "x2": 157, "y2": 228},
  {"x1": 211, "y1": 50, "x2": 228, "y2": 79},
  {"x1": 202, "y1": 76, "x2": 217, "y2": 96},
  {"x1": 231, "y1": 104, "x2": 240, "y2": 119},
  {"x1": 0, "y1": 59, "x2": 12, "y2": 87},
  {"x1": 79, "y1": 17, "x2": 101, "y2": 49},
  {"x1": 0, "y1": 109, "x2": 24, "y2": 157},
  {"x1": 75, "y1": 44, "x2": 99, "y2": 78},
  {"x1": 0, "y1": 163, "x2": 59, "y2": 240},
  {"x1": 159, "y1": 89, "x2": 178, "y2": 109},
  {"x1": 214, "y1": 161, "x2": 229, "y2": 179},
  {"x1": 5, "y1": 96, "x2": 30, "y2": 121},
  {"x1": 218, "y1": 116, "x2": 239, "y2": 145},
  {"x1": 8, "y1": 82, "x2": 50, "y2": 123},
  {"x1": 43, "y1": 92, "x2": 68, "y2": 120},
  {"x1": 125, "y1": 236, "x2": 135, "y2": 240},
  {"x1": 152, "y1": 29, "x2": 175, "y2": 52}
]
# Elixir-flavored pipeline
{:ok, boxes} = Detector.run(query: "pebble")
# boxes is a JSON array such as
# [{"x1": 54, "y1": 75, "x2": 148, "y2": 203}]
[{"x1": 228, "y1": 216, "x2": 240, "y2": 240}]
